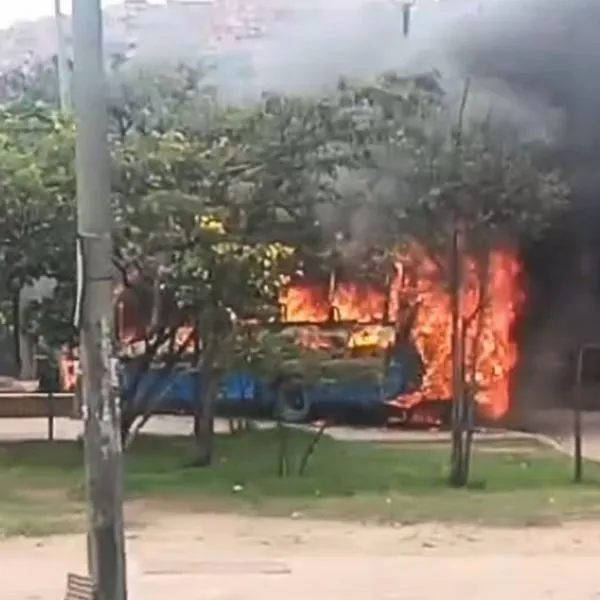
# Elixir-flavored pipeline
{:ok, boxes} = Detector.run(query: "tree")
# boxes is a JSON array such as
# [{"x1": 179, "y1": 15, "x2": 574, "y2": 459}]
[
  {"x1": 0, "y1": 59, "x2": 61, "y2": 110},
  {"x1": 0, "y1": 57, "x2": 217, "y2": 139},
  {"x1": 0, "y1": 59, "x2": 386, "y2": 462},
  {"x1": 0, "y1": 108, "x2": 77, "y2": 376},
  {"x1": 108, "y1": 74, "x2": 410, "y2": 465},
  {"x1": 355, "y1": 74, "x2": 570, "y2": 486},
  {"x1": 106, "y1": 60, "x2": 218, "y2": 140},
  {"x1": 111, "y1": 87, "x2": 372, "y2": 464}
]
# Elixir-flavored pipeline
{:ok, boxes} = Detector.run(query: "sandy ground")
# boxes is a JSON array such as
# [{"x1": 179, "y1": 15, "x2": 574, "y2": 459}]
[{"x1": 4, "y1": 513, "x2": 600, "y2": 600}]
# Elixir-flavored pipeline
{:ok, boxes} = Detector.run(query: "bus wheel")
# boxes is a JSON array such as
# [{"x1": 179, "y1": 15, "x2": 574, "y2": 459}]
[{"x1": 275, "y1": 376, "x2": 311, "y2": 423}]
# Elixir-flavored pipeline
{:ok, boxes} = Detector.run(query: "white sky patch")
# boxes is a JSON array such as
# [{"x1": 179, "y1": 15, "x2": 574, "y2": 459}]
[{"x1": 0, "y1": 0, "x2": 131, "y2": 29}]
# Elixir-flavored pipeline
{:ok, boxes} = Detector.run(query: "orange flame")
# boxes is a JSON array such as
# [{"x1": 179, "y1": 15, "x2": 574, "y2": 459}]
[
  {"x1": 282, "y1": 282, "x2": 386, "y2": 324},
  {"x1": 280, "y1": 246, "x2": 523, "y2": 421},
  {"x1": 60, "y1": 245, "x2": 523, "y2": 424}
]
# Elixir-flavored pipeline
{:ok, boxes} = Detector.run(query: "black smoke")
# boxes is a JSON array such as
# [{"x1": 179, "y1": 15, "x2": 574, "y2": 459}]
[{"x1": 444, "y1": 0, "x2": 600, "y2": 414}]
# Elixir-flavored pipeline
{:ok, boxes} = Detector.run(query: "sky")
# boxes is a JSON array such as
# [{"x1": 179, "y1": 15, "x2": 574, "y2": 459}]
[{"x1": 0, "y1": 0, "x2": 124, "y2": 29}]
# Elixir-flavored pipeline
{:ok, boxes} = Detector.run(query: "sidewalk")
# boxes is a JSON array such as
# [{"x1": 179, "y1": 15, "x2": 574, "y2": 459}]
[{"x1": 1, "y1": 412, "x2": 599, "y2": 461}]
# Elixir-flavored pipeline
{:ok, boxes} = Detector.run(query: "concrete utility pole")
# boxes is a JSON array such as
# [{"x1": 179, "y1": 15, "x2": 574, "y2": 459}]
[
  {"x1": 54, "y1": 0, "x2": 72, "y2": 111},
  {"x1": 72, "y1": 0, "x2": 127, "y2": 599}
]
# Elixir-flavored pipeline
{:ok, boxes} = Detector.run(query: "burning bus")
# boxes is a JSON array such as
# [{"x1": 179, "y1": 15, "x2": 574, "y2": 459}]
[
  {"x1": 274, "y1": 244, "x2": 523, "y2": 424},
  {"x1": 59, "y1": 244, "x2": 522, "y2": 427}
]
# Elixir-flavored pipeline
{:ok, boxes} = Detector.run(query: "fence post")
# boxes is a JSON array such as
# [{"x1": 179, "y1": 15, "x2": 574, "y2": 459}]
[
  {"x1": 48, "y1": 390, "x2": 55, "y2": 442},
  {"x1": 573, "y1": 346, "x2": 585, "y2": 483}
]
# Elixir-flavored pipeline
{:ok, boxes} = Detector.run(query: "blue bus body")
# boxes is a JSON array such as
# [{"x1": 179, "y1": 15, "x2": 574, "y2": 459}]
[{"x1": 120, "y1": 346, "x2": 413, "y2": 422}]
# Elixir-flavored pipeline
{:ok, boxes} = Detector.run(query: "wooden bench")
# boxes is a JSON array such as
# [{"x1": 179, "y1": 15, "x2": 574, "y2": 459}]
[
  {"x1": 64, "y1": 573, "x2": 95, "y2": 600},
  {"x1": 0, "y1": 392, "x2": 76, "y2": 440}
]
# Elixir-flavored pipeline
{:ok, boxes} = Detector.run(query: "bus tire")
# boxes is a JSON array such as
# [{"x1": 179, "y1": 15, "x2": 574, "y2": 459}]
[{"x1": 275, "y1": 376, "x2": 311, "y2": 423}]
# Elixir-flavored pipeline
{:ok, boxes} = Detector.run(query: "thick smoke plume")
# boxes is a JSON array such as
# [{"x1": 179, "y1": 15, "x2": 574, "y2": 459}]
[
  {"x1": 217, "y1": 0, "x2": 566, "y2": 141},
  {"x1": 132, "y1": 0, "x2": 594, "y2": 153}
]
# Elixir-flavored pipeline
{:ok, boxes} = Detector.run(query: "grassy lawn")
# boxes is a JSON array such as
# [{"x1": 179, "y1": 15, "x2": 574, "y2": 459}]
[{"x1": 1, "y1": 428, "x2": 600, "y2": 537}]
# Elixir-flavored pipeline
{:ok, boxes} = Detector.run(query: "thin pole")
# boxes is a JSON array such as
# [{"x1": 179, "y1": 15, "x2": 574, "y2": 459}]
[
  {"x1": 402, "y1": 2, "x2": 413, "y2": 37},
  {"x1": 574, "y1": 347, "x2": 584, "y2": 483},
  {"x1": 72, "y1": 0, "x2": 127, "y2": 599},
  {"x1": 54, "y1": 0, "x2": 72, "y2": 111},
  {"x1": 449, "y1": 221, "x2": 465, "y2": 487}
]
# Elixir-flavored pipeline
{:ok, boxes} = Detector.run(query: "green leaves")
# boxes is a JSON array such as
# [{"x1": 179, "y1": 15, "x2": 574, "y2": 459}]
[
  {"x1": 0, "y1": 109, "x2": 77, "y2": 355},
  {"x1": 0, "y1": 60, "x2": 571, "y2": 370},
  {"x1": 0, "y1": 111, "x2": 76, "y2": 288},
  {"x1": 353, "y1": 80, "x2": 570, "y2": 261}
]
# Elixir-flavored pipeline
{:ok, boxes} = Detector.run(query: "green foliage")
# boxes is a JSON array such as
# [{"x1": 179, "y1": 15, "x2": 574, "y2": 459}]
[
  {"x1": 24, "y1": 282, "x2": 77, "y2": 354},
  {"x1": 112, "y1": 129, "x2": 295, "y2": 329},
  {"x1": 0, "y1": 114, "x2": 76, "y2": 284},
  {"x1": 404, "y1": 124, "x2": 568, "y2": 255},
  {"x1": 110, "y1": 81, "x2": 398, "y2": 329},
  {"x1": 107, "y1": 61, "x2": 218, "y2": 139},
  {"x1": 0, "y1": 61, "x2": 572, "y2": 406},
  {"x1": 356, "y1": 75, "x2": 570, "y2": 258},
  {"x1": 0, "y1": 109, "x2": 77, "y2": 353},
  {"x1": 0, "y1": 60, "x2": 60, "y2": 110},
  {"x1": 227, "y1": 325, "x2": 335, "y2": 383}
]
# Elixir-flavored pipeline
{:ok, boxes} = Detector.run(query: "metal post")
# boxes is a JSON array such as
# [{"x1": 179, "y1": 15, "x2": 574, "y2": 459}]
[
  {"x1": 574, "y1": 347, "x2": 584, "y2": 483},
  {"x1": 72, "y1": 0, "x2": 127, "y2": 599},
  {"x1": 401, "y1": 2, "x2": 413, "y2": 37},
  {"x1": 48, "y1": 391, "x2": 55, "y2": 442},
  {"x1": 54, "y1": 0, "x2": 72, "y2": 111}
]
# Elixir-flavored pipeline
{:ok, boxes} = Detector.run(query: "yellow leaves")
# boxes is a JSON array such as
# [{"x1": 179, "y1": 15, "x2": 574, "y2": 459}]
[
  {"x1": 194, "y1": 215, "x2": 294, "y2": 269},
  {"x1": 264, "y1": 242, "x2": 294, "y2": 260},
  {"x1": 213, "y1": 241, "x2": 241, "y2": 256},
  {"x1": 197, "y1": 214, "x2": 226, "y2": 235}
]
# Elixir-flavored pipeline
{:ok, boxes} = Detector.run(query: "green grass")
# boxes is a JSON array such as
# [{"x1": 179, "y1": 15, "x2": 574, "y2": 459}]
[{"x1": 1, "y1": 428, "x2": 600, "y2": 537}]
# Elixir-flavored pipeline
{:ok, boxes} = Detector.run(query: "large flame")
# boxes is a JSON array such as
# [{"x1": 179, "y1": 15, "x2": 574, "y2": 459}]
[
  {"x1": 60, "y1": 245, "x2": 523, "y2": 423},
  {"x1": 280, "y1": 246, "x2": 523, "y2": 420}
]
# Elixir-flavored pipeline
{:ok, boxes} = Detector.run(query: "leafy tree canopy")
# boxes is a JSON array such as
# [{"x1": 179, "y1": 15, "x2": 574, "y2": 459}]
[{"x1": 0, "y1": 61, "x2": 571, "y2": 372}]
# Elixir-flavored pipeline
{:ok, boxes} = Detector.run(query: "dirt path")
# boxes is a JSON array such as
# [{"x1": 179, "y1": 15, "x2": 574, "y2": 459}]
[{"x1": 4, "y1": 512, "x2": 600, "y2": 600}]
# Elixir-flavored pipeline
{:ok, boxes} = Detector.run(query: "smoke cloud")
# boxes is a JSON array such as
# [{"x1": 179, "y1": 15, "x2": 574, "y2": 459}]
[
  {"x1": 129, "y1": 0, "x2": 599, "y2": 247},
  {"x1": 129, "y1": 0, "x2": 597, "y2": 151},
  {"x1": 216, "y1": 0, "x2": 568, "y2": 143}
]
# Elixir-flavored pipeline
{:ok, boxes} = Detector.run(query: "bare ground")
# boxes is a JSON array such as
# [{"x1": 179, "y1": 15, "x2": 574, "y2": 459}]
[{"x1": 4, "y1": 511, "x2": 600, "y2": 600}]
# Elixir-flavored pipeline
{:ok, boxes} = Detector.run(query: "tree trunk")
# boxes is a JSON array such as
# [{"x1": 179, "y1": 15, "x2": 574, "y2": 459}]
[
  {"x1": 12, "y1": 293, "x2": 21, "y2": 375},
  {"x1": 462, "y1": 387, "x2": 475, "y2": 482},
  {"x1": 193, "y1": 394, "x2": 215, "y2": 467},
  {"x1": 120, "y1": 413, "x2": 134, "y2": 446},
  {"x1": 298, "y1": 420, "x2": 329, "y2": 476},
  {"x1": 457, "y1": 315, "x2": 469, "y2": 486},
  {"x1": 191, "y1": 335, "x2": 221, "y2": 468},
  {"x1": 448, "y1": 81, "x2": 471, "y2": 487},
  {"x1": 276, "y1": 418, "x2": 289, "y2": 478},
  {"x1": 120, "y1": 327, "x2": 194, "y2": 447},
  {"x1": 462, "y1": 252, "x2": 491, "y2": 483},
  {"x1": 449, "y1": 224, "x2": 466, "y2": 487},
  {"x1": 17, "y1": 288, "x2": 36, "y2": 380}
]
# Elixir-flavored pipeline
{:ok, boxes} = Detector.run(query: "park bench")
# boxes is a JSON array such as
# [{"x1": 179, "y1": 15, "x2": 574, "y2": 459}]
[
  {"x1": 0, "y1": 391, "x2": 76, "y2": 440},
  {"x1": 64, "y1": 573, "x2": 96, "y2": 600}
]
